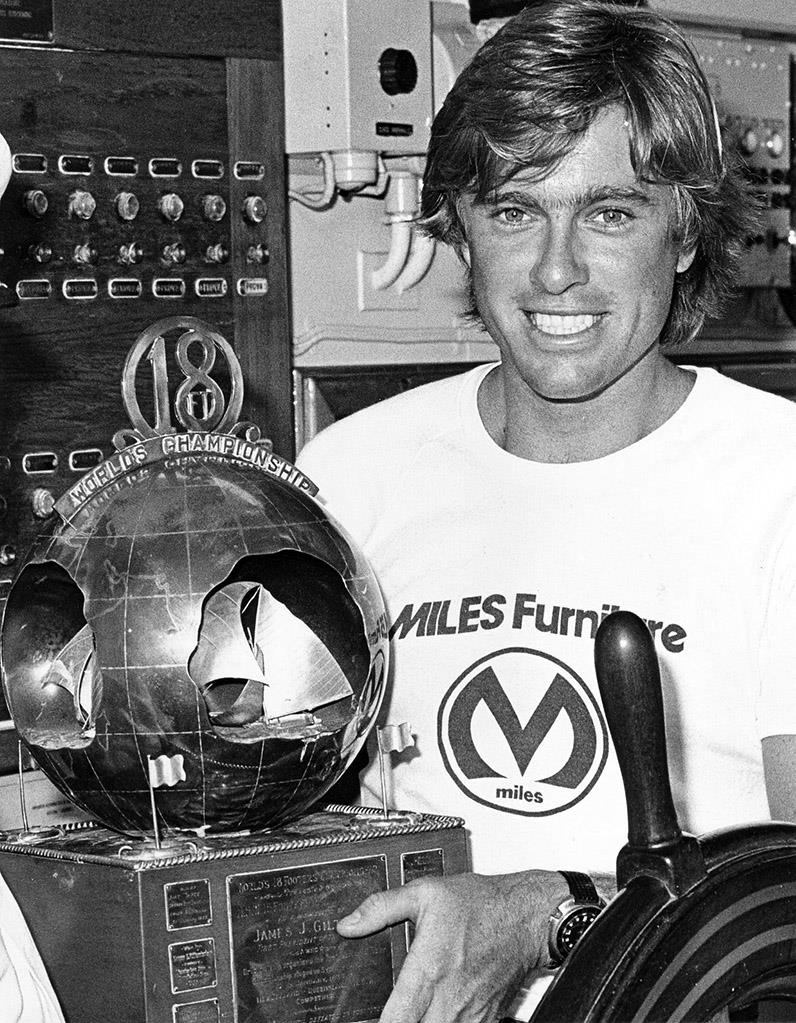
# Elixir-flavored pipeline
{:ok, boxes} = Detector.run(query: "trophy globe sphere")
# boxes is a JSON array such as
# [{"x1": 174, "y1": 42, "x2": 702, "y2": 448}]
[{"x1": 0, "y1": 319, "x2": 388, "y2": 837}]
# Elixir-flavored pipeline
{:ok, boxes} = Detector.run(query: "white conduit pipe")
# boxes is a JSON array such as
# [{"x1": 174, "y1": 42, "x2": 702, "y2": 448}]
[
  {"x1": 0, "y1": 134, "x2": 10, "y2": 198},
  {"x1": 394, "y1": 232, "x2": 437, "y2": 294},
  {"x1": 371, "y1": 218, "x2": 414, "y2": 291},
  {"x1": 287, "y1": 151, "x2": 336, "y2": 210}
]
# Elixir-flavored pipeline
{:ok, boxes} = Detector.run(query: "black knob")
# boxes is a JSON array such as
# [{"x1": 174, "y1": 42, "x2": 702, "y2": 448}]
[
  {"x1": 594, "y1": 611, "x2": 706, "y2": 895},
  {"x1": 379, "y1": 48, "x2": 418, "y2": 96},
  {"x1": 594, "y1": 611, "x2": 680, "y2": 850}
]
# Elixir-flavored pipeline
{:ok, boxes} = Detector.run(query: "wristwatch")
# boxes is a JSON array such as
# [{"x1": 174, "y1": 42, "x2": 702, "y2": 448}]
[{"x1": 547, "y1": 870, "x2": 605, "y2": 966}]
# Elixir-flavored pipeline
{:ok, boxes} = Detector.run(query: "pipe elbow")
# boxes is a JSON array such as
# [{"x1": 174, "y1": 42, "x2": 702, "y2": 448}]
[
  {"x1": 371, "y1": 220, "x2": 413, "y2": 291},
  {"x1": 394, "y1": 233, "x2": 436, "y2": 294}
]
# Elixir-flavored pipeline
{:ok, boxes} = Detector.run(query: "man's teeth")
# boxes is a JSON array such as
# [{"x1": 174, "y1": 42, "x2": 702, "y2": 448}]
[{"x1": 532, "y1": 313, "x2": 598, "y2": 335}]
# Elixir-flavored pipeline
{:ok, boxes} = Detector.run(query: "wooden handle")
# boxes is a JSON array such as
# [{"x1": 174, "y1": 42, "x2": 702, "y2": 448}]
[{"x1": 594, "y1": 611, "x2": 681, "y2": 850}]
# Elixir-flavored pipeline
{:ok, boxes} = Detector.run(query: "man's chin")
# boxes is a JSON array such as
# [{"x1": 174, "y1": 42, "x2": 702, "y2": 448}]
[{"x1": 527, "y1": 371, "x2": 610, "y2": 405}]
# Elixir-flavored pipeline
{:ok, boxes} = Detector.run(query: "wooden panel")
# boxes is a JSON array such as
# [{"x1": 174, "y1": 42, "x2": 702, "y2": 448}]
[
  {"x1": 51, "y1": 0, "x2": 282, "y2": 60},
  {"x1": 0, "y1": 48, "x2": 232, "y2": 512},
  {"x1": 227, "y1": 56, "x2": 294, "y2": 458},
  {"x1": 0, "y1": 43, "x2": 288, "y2": 590}
]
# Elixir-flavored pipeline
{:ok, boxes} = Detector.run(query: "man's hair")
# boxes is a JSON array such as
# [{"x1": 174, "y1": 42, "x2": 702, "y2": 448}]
[{"x1": 421, "y1": 0, "x2": 756, "y2": 346}]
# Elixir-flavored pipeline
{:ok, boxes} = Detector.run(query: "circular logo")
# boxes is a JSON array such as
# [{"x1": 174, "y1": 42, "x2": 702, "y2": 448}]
[{"x1": 438, "y1": 647, "x2": 608, "y2": 816}]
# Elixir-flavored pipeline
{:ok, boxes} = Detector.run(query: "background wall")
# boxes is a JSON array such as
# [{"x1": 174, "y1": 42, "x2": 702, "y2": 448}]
[{"x1": 651, "y1": 0, "x2": 796, "y2": 35}]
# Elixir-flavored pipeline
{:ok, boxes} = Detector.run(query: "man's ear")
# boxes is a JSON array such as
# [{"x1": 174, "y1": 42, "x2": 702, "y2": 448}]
[{"x1": 676, "y1": 245, "x2": 696, "y2": 274}]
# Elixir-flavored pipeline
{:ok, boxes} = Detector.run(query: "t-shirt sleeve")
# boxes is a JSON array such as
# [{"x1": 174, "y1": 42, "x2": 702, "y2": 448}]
[
  {"x1": 295, "y1": 422, "x2": 381, "y2": 545},
  {"x1": 756, "y1": 512, "x2": 796, "y2": 739},
  {"x1": 294, "y1": 428, "x2": 344, "y2": 508}
]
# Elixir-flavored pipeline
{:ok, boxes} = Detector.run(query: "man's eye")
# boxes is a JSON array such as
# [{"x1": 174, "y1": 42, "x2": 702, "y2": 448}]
[
  {"x1": 497, "y1": 207, "x2": 528, "y2": 224},
  {"x1": 595, "y1": 208, "x2": 630, "y2": 226}
]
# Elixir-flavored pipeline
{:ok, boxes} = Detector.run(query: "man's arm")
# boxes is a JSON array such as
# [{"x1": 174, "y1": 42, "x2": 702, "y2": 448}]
[
  {"x1": 762, "y1": 734, "x2": 796, "y2": 823},
  {"x1": 337, "y1": 868, "x2": 615, "y2": 1023},
  {"x1": 332, "y1": 734, "x2": 793, "y2": 1023}
]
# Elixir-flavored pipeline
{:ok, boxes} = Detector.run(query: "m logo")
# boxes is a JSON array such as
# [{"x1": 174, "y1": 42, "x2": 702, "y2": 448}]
[{"x1": 438, "y1": 647, "x2": 608, "y2": 816}]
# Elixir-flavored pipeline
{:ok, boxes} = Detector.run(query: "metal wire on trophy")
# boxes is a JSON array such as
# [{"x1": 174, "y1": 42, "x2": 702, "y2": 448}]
[{"x1": 376, "y1": 722, "x2": 415, "y2": 817}]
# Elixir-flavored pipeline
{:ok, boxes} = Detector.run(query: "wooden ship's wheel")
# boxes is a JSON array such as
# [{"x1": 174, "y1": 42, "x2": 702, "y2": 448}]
[{"x1": 533, "y1": 612, "x2": 796, "y2": 1022}]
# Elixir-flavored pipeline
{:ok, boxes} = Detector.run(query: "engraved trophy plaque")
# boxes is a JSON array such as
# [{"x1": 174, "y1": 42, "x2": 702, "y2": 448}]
[{"x1": 0, "y1": 317, "x2": 468, "y2": 1023}]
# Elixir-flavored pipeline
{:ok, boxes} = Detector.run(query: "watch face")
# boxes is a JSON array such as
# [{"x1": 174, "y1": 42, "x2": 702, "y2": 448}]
[{"x1": 557, "y1": 906, "x2": 602, "y2": 956}]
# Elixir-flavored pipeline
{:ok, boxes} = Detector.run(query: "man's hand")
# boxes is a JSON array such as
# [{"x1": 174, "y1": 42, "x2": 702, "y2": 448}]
[{"x1": 336, "y1": 869, "x2": 570, "y2": 1023}]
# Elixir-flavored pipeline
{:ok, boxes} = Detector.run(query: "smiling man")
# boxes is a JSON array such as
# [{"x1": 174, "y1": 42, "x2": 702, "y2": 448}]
[
  {"x1": 462, "y1": 102, "x2": 696, "y2": 462},
  {"x1": 296, "y1": 3, "x2": 796, "y2": 1021}
]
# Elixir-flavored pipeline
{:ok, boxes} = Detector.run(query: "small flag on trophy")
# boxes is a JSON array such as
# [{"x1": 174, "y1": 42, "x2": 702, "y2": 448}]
[
  {"x1": 376, "y1": 723, "x2": 415, "y2": 816},
  {"x1": 148, "y1": 753, "x2": 186, "y2": 788},
  {"x1": 147, "y1": 753, "x2": 186, "y2": 848},
  {"x1": 377, "y1": 722, "x2": 414, "y2": 754}
]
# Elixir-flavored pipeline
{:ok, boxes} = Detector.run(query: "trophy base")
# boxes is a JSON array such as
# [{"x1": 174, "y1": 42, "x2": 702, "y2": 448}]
[{"x1": 0, "y1": 804, "x2": 468, "y2": 1023}]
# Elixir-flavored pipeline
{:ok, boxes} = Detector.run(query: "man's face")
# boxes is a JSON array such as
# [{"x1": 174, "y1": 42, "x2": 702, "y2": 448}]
[{"x1": 459, "y1": 104, "x2": 695, "y2": 403}]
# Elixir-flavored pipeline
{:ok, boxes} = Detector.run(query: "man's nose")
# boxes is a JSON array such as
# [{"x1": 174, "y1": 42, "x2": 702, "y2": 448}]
[{"x1": 531, "y1": 220, "x2": 589, "y2": 293}]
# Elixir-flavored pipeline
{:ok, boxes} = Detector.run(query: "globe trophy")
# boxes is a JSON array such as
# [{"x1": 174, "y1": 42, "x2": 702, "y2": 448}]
[{"x1": 0, "y1": 316, "x2": 467, "y2": 1023}]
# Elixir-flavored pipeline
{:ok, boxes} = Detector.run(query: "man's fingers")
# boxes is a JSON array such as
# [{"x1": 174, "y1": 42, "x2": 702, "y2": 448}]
[
  {"x1": 337, "y1": 885, "x2": 421, "y2": 937},
  {"x1": 380, "y1": 949, "x2": 495, "y2": 1023},
  {"x1": 378, "y1": 949, "x2": 435, "y2": 1023}
]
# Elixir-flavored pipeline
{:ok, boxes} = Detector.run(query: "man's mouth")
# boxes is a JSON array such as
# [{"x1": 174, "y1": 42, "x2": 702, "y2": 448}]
[{"x1": 529, "y1": 312, "x2": 601, "y2": 336}]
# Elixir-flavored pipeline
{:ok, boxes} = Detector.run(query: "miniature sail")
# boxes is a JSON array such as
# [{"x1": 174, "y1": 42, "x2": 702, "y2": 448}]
[
  {"x1": 246, "y1": 584, "x2": 353, "y2": 719},
  {"x1": 42, "y1": 623, "x2": 99, "y2": 725},
  {"x1": 190, "y1": 582, "x2": 268, "y2": 687},
  {"x1": 190, "y1": 581, "x2": 352, "y2": 723}
]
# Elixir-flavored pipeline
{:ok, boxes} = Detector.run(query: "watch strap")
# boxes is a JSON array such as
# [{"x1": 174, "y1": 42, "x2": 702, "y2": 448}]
[{"x1": 559, "y1": 870, "x2": 602, "y2": 905}]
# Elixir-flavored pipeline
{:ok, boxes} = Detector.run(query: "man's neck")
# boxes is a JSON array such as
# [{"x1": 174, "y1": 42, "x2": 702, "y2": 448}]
[{"x1": 478, "y1": 356, "x2": 695, "y2": 463}]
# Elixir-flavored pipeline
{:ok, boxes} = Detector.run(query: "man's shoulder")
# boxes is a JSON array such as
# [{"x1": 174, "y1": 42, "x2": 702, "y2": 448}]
[
  {"x1": 295, "y1": 365, "x2": 488, "y2": 533},
  {"x1": 696, "y1": 366, "x2": 796, "y2": 434},
  {"x1": 687, "y1": 367, "x2": 796, "y2": 482}
]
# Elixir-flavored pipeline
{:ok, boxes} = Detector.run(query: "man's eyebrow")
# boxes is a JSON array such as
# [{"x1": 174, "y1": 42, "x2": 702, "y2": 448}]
[{"x1": 481, "y1": 184, "x2": 656, "y2": 209}]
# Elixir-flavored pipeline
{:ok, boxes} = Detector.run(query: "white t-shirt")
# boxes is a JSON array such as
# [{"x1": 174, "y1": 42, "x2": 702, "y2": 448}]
[
  {"x1": 0, "y1": 872, "x2": 64, "y2": 1022},
  {"x1": 297, "y1": 364, "x2": 796, "y2": 875}
]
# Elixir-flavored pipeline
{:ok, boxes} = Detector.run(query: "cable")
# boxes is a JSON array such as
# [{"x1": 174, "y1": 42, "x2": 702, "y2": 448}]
[{"x1": 288, "y1": 152, "x2": 336, "y2": 210}]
